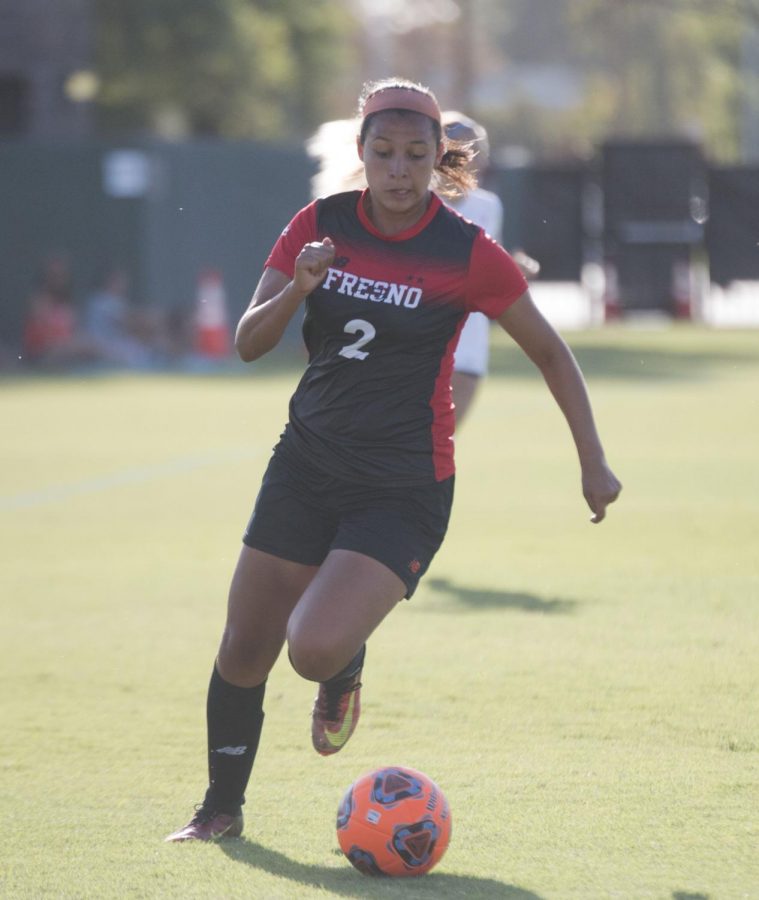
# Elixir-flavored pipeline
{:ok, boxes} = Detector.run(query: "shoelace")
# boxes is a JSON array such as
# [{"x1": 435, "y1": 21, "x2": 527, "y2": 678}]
[
  {"x1": 321, "y1": 676, "x2": 361, "y2": 720},
  {"x1": 191, "y1": 804, "x2": 226, "y2": 825},
  {"x1": 192, "y1": 803, "x2": 216, "y2": 825}
]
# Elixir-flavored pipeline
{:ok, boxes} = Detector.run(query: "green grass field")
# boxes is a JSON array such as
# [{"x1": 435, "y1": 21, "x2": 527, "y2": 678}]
[{"x1": 1, "y1": 326, "x2": 757, "y2": 899}]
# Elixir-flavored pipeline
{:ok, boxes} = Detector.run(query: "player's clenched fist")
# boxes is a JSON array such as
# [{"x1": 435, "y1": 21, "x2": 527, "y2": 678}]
[
  {"x1": 582, "y1": 461, "x2": 622, "y2": 524},
  {"x1": 293, "y1": 237, "x2": 336, "y2": 295}
]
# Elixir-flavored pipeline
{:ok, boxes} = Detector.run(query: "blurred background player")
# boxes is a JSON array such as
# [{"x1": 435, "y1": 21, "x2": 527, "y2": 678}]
[
  {"x1": 442, "y1": 111, "x2": 540, "y2": 425},
  {"x1": 306, "y1": 111, "x2": 540, "y2": 427},
  {"x1": 22, "y1": 252, "x2": 100, "y2": 368},
  {"x1": 83, "y1": 266, "x2": 166, "y2": 369}
]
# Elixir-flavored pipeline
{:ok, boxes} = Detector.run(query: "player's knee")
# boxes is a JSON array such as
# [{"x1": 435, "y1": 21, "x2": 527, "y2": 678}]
[
  {"x1": 217, "y1": 626, "x2": 270, "y2": 685},
  {"x1": 287, "y1": 631, "x2": 340, "y2": 683}
]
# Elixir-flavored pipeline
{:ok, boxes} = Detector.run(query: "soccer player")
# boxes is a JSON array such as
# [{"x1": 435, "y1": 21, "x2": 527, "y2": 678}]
[
  {"x1": 166, "y1": 77, "x2": 621, "y2": 842},
  {"x1": 306, "y1": 110, "x2": 539, "y2": 427},
  {"x1": 442, "y1": 111, "x2": 540, "y2": 425}
]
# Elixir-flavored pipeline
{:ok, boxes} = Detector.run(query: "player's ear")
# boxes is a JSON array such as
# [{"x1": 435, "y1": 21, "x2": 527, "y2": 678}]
[
  {"x1": 356, "y1": 136, "x2": 365, "y2": 162},
  {"x1": 435, "y1": 140, "x2": 445, "y2": 166}
]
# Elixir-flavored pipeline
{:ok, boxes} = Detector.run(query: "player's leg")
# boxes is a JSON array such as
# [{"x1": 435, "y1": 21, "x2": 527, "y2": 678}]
[
  {"x1": 166, "y1": 452, "x2": 335, "y2": 842},
  {"x1": 290, "y1": 473, "x2": 455, "y2": 756},
  {"x1": 452, "y1": 311, "x2": 490, "y2": 427},
  {"x1": 207, "y1": 546, "x2": 318, "y2": 813},
  {"x1": 288, "y1": 549, "x2": 406, "y2": 755},
  {"x1": 288, "y1": 549, "x2": 406, "y2": 682},
  {"x1": 451, "y1": 370, "x2": 480, "y2": 425},
  {"x1": 217, "y1": 545, "x2": 318, "y2": 686},
  {"x1": 166, "y1": 547, "x2": 318, "y2": 842}
]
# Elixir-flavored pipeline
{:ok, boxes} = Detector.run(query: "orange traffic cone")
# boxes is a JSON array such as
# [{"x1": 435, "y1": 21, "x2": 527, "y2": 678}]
[
  {"x1": 602, "y1": 261, "x2": 622, "y2": 321},
  {"x1": 671, "y1": 258, "x2": 693, "y2": 320},
  {"x1": 194, "y1": 269, "x2": 231, "y2": 358}
]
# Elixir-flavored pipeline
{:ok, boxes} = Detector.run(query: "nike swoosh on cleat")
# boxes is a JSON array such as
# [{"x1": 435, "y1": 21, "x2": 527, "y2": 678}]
[{"x1": 323, "y1": 692, "x2": 356, "y2": 748}]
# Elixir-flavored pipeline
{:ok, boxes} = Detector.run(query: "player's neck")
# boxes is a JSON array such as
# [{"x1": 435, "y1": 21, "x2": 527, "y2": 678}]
[{"x1": 362, "y1": 191, "x2": 432, "y2": 237}]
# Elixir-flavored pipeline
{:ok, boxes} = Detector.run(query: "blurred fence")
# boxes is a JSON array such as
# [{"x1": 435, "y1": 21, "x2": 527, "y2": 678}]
[
  {"x1": 0, "y1": 140, "x2": 312, "y2": 348},
  {"x1": 493, "y1": 165, "x2": 585, "y2": 282},
  {"x1": 707, "y1": 166, "x2": 759, "y2": 286},
  {"x1": 1, "y1": 138, "x2": 758, "y2": 351},
  {"x1": 496, "y1": 143, "x2": 759, "y2": 317}
]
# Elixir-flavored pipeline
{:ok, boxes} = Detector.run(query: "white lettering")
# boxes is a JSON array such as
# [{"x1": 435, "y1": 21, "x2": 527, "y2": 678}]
[
  {"x1": 338, "y1": 272, "x2": 358, "y2": 294},
  {"x1": 404, "y1": 287, "x2": 422, "y2": 309},
  {"x1": 323, "y1": 267, "x2": 340, "y2": 290},
  {"x1": 354, "y1": 277, "x2": 373, "y2": 300},
  {"x1": 386, "y1": 283, "x2": 407, "y2": 306},
  {"x1": 319, "y1": 267, "x2": 423, "y2": 310}
]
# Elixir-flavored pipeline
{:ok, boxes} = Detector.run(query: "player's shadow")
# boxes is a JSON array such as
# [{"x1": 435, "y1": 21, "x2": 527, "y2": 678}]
[
  {"x1": 426, "y1": 577, "x2": 577, "y2": 615},
  {"x1": 219, "y1": 840, "x2": 544, "y2": 898}
]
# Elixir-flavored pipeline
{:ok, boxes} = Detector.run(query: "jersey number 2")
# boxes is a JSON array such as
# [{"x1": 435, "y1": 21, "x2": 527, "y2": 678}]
[{"x1": 338, "y1": 319, "x2": 375, "y2": 360}]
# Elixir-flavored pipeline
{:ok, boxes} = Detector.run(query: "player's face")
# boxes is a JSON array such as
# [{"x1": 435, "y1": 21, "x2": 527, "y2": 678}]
[{"x1": 358, "y1": 112, "x2": 444, "y2": 230}]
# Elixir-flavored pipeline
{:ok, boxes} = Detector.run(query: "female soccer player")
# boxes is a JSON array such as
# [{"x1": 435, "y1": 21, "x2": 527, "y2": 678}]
[
  {"x1": 166, "y1": 77, "x2": 621, "y2": 842},
  {"x1": 305, "y1": 109, "x2": 540, "y2": 426}
]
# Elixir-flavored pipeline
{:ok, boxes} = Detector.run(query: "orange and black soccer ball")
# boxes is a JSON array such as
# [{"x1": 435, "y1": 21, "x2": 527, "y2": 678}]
[{"x1": 336, "y1": 765, "x2": 452, "y2": 877}]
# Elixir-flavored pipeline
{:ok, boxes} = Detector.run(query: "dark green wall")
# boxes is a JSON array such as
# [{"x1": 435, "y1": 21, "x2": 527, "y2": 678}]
[{"x1": 0, "y1": 139, "x2": 314, "y2": 348}]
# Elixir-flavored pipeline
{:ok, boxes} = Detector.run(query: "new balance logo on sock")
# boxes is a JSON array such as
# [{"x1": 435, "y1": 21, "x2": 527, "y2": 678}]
[{"x1": 214, "y1": 745, "x2": 247, "y2": 756}]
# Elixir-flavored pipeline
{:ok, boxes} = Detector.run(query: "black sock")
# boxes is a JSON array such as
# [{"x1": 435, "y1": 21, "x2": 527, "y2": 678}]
[
  {"x1": 325, "y1": 643, "x2": 366, "y2": 685},
  {"x1": 203, "y1": 664, "x2": 265, "y2": 815}
]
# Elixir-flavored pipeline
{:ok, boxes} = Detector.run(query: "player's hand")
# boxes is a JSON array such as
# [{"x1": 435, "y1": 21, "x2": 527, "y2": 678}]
[
  {"x1": 581, "y1": 461, "x2": 622, "y2": 524},
  {"x1": 293, "y1": 237, "x2": 336, "y2": 295},
  {"x1": 512, "y1": 249, "x2": 540, "y2": 279}
]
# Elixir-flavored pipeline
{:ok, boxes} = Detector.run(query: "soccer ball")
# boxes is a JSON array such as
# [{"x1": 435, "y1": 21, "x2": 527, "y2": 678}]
[{"x1": 336, "y1": 765, "x2": 452, "y2": 877}]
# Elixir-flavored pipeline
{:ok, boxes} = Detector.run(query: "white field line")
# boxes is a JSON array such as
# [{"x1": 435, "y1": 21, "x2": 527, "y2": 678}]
[{"x1": 0, "y1": 446, "x2": 261, "y2": 512}]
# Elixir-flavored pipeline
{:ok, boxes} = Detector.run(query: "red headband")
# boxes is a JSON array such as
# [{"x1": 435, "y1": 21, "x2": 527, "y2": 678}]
[{"x1": 361, "y1": 88, "x2": 441, "y2": 125}]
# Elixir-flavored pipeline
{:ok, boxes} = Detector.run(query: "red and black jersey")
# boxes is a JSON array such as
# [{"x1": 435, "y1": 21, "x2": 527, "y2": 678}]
[{"x1": 265, "y1": 189, "x2": 527, "y2": 485}]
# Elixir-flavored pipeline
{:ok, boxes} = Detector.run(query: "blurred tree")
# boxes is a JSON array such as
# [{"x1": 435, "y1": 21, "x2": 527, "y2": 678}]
[
  {"x1": 94, "y1": 0, "x2": 356, "y2": 140},
  {"x1": 619, "y1": 0, "x2": 759, "y2": 28},
  {"x1": 462, "y1": 0, "x2": 752, "y2": 162},
  {"x1": 569, "y1": 0, "x2": 747, "y2": 159}
]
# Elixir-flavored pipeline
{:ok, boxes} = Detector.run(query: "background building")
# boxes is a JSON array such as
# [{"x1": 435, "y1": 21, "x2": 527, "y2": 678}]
[
  {"x1": 1, "y1": 0, "x2": 757, "y2": 359},
  {"x1": 0, "y1": 0, "x2": 94, "y2": 139}
]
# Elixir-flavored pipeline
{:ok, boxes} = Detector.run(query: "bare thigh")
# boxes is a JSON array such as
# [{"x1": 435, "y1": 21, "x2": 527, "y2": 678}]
[
  {"x1": 217, "y1": 545, "x2": 319, "y2": 687},
  {"x1": 451, "y1": 370, "x2": 481, "y2": 426},
  {"x1": 286, "y1": 548, "x2": 407, "y2": 683}
]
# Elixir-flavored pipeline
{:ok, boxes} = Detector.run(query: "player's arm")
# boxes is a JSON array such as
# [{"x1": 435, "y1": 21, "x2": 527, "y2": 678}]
[
  {"x1": 497, "y1": 292, "x2": 622, "y2": 523},
  {"x1": 235, "y1": 237, "x2": 335, "y2": 362}
]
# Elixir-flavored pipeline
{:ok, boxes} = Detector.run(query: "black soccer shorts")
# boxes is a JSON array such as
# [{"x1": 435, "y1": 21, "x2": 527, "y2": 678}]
[{"x1": 242, "y1": 449, "x2": 454, "y2": 598}]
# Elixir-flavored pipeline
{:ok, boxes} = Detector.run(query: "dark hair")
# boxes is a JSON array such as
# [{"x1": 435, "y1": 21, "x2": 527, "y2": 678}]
[
  {"x1": 437, "y1": 141, "x2": 478, "y2": 197},
  {"x1": 357, "y1": 78, "x2": 476, "y2": 197}
]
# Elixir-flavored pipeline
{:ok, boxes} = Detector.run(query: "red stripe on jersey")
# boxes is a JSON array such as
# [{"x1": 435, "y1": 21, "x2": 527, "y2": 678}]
[
  {"x1": 429, "y1": 316, "x2": 468, "y2": 481},
  {"x1": 357, "y1": 190, "x2": 443, "y2": 242},
  {"x1": 467, "y1": 229, "x2": 528, "y2": 317},
  {"x1": 265, "y1": 201, "x2": 318, "y2": 276}
]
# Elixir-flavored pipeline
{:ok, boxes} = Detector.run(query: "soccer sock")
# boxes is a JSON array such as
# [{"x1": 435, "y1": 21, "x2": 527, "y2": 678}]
[
  {"x1": 325, "y1": 643, "x2": 366, "y2": 685},
  {"x1": 203, "y1": 664, "x2": 266, "y2": 814}
]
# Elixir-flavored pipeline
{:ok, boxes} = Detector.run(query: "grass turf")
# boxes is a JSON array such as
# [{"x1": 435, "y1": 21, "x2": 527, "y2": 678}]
[{"x1": 0, "y1": 325, "x2": 757, "y2": 899}]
